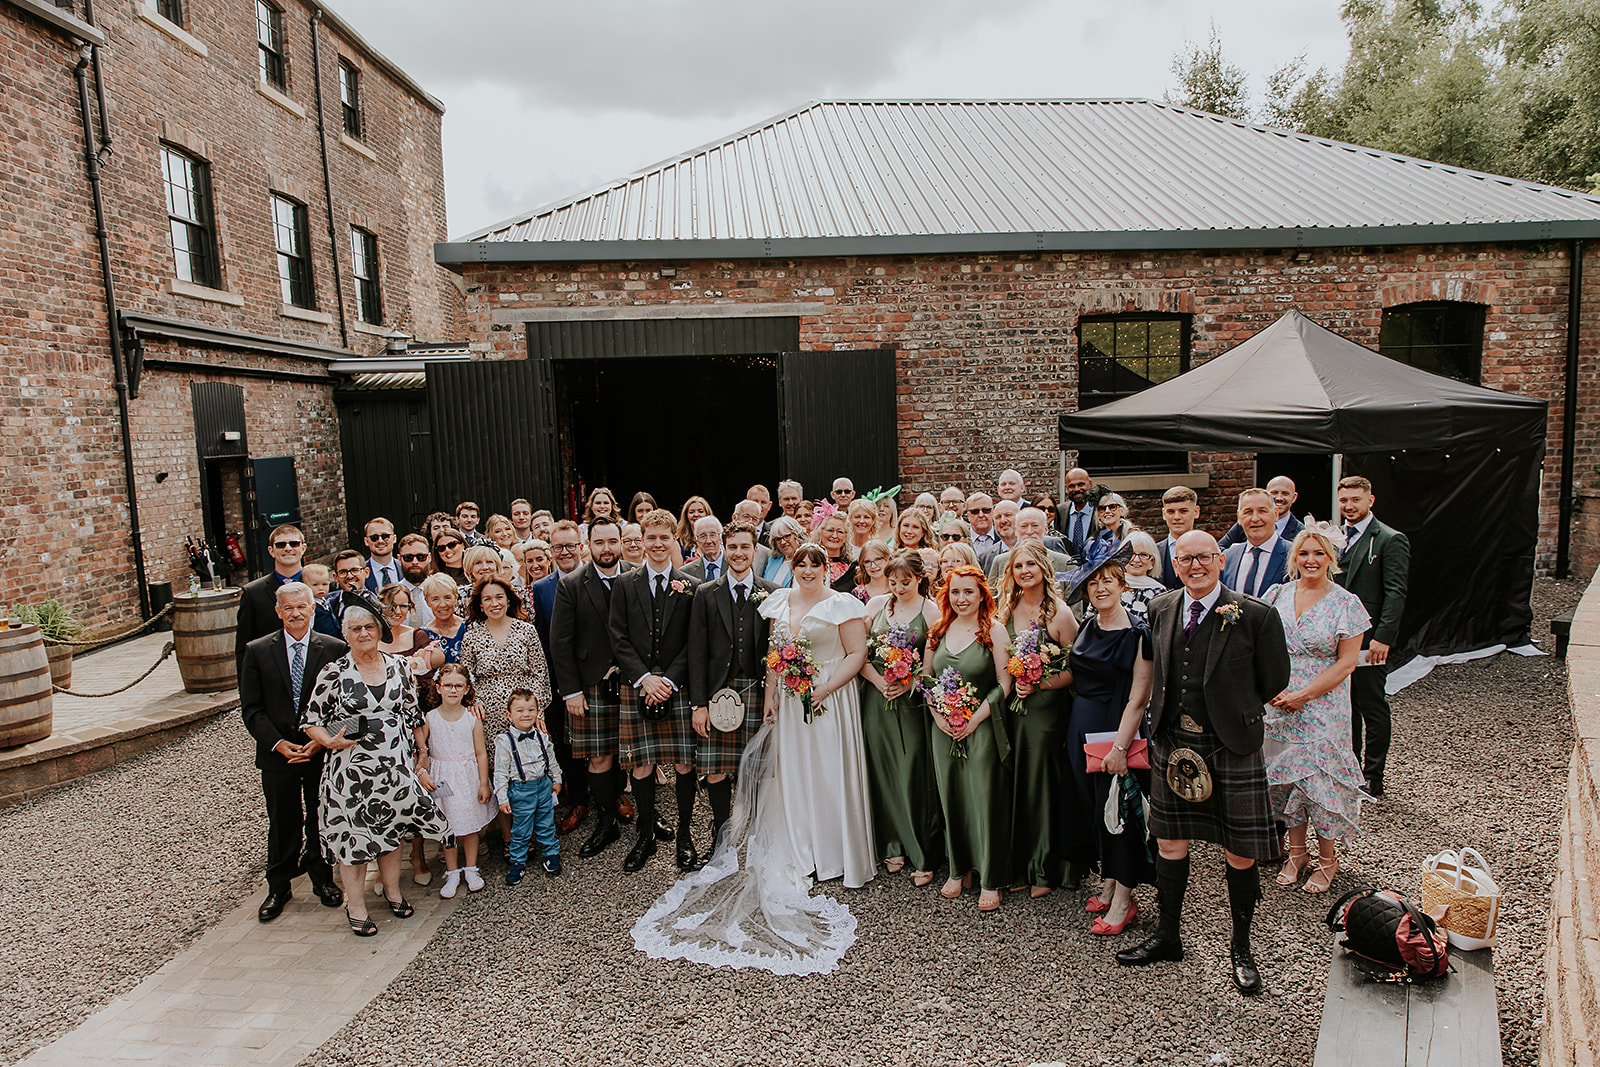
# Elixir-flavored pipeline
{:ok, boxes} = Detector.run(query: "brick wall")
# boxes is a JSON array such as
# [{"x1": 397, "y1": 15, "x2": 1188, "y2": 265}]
[
  {"x1": 461, "y1": 243, "x2": 1577, "y2": 568},
  {"x1": 0, "y1": 0, "x2": 459, "y2": 627}
]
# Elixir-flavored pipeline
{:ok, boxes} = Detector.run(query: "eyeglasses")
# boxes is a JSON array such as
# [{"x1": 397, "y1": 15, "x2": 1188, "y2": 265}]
[
  {"x1": 272, "y1": 540, "x2": 303, "y2": 549},
  {"x1": 383, "y1": 604, "x2": 410, "y2": 616},
  {"x1": 1130, "y1": 552, "x2": 1155, "y2": 561},
  {"x1": 336, "y1": 569, "x2": 365, "y2": 579},
  {"x1": 1173, "y1": 552, "x2": 1221, "y2": 566},
  {"x1": 967, "y1": 507, "x2": 991, "y2": 514},
  {"x1": 399, "y1": 552, "x2": 429, "y2": 562},
  {"x1": 552, "y1": 543, "x2": 579, "y2": 554},
  {"x1": 367, "y1": 532, "x2": 393, "y2": 541}
]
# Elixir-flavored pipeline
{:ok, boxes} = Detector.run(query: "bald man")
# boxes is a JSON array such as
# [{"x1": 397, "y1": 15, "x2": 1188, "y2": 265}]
[{"x1": 1060, "y1": 467, "x2": 1108, "y2": 557}]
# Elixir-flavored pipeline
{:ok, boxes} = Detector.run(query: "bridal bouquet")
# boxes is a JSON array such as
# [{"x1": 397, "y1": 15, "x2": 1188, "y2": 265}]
[
  {"x1": 767, "y1": 630, "x2": 823, "y2": 723},
  {"x1": 921, "y1": 665, "x2": 980, "y2": 758},
  {"x1": 872, "y1": 623, "x2": 920, "y2": 712},
  {"x1": 1005, "y1": 622, "x2": 1068, "y2": 715}
]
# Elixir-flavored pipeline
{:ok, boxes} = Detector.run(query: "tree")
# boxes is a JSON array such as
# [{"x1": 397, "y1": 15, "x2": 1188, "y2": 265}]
[
  {"x1": 1498, "y1": 0, "x2": 1600, "y2": 189},
  {"x1": 1166, "y1": 24, "x2": 1251, "y2": 119}
]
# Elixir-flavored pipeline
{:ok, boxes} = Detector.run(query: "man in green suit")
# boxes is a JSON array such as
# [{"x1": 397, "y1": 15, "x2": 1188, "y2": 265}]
[{"x1": 1334, "y1": 475, "x2": 1411, "y2": 798}]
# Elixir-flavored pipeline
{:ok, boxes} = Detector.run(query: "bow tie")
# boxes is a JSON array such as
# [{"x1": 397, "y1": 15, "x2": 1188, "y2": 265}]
[{"x1": 514, "y1": 729, "x2": 542, "y2": 742}]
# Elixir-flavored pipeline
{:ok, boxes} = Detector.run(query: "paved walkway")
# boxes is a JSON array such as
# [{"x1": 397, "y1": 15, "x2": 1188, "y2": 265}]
[{"x1": 24, "y1": 861, "x2": 456, "y2": 1065}]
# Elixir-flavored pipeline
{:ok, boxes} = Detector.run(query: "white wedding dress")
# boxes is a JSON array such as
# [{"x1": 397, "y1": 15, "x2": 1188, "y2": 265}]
[{"x1": 631, "y1": 589, "x2": 876, "y2": 975}]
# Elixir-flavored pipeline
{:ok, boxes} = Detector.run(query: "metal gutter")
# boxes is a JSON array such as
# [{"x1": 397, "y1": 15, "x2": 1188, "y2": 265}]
[
  {"x1": 119, "y1": 312, "x2": 354, "y2": 361},
  {"x1": 308, "y1": 11, "x2": 349, "y2": 350},
  {"x1": 142, "y1": 358, "x2": 336, "y2": 384},
  {"x1": 2, "y1": 0, "x2": 105, "y2": 44},
  {"x1": 1558, "y1": 238, "x2": 1586, "y2": 578},
  {"x1": 436, "y1": 220, "x2": 1600, "y2": 268}
]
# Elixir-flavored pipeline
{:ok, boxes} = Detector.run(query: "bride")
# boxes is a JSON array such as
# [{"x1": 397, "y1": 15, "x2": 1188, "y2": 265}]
[{"x1": 632, "y1": 542, "x2": 877, "y2": 974}]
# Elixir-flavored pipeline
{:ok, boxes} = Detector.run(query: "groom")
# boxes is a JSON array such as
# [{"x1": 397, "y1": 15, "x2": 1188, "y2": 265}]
[
  {"x1": 687, "y1": 520, "x2": 777, "y2": 851},
  {"x1": 1116, "y1": 529, "x2": 1290, "y2": 995}
]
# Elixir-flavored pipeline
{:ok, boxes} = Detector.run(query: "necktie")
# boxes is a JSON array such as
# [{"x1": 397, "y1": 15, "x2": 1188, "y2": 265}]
[
  {"x1": 706, "y1": 560, "x2": 718, "y2": 581},
  {"x1": 1248, "y1": 545, "x2": 1266, "y2": 596},
  {"x1": 290, "y1": 641, "x2": 304, "y2": 701},
  {"x1": 1071, "y1": 510, "x2": 1085, "y2": 548},
  {"x1": 655, "y1": 574, "x2": 665, "y2": 598},
  {"x1": 736, "y1": 583, "x2": 747, "y2": 607},
  {"x1": 1184, "y1": 600, "x2": 1204, "y2": 638},
  {"x1": 602, "y1": 576, "x2": 612, "y2": 592},
  {"x1": 1343, "y1": 525, "x2": 1358, "y2": 559}
]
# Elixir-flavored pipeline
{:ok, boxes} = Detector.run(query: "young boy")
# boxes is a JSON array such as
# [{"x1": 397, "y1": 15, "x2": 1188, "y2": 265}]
[{"x1": 494, "y1": 688, "x2": 563, "y2": 883}]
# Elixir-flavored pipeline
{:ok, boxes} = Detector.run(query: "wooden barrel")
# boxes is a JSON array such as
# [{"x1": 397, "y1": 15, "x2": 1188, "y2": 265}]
[
  {"x1": 172, "y1": 588, "x2": 241, "y2": 694},
  {"x1": 46, "y1": 644, "x2": 73, "y2": 690},
  {"x1": 0, "y1": 624, "x2": 53, "y2": 748}
]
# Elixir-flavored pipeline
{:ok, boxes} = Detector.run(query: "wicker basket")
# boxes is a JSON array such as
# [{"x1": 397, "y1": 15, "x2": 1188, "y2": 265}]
[{"x1": 1421, "y1": 846, "x2": 1501, "y2": 950}]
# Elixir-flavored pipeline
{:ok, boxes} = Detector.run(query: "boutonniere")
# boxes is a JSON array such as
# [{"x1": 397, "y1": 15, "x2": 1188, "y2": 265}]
[
  {"x1": 1216, "y1": 602, "x2": 1244, "y2": 630},
  {"x1": 669, "y1": 579, "x2": 690, "y2": 597},
  {"x1": 750, "y1": 589, "x2": 770, "y2": 605}
]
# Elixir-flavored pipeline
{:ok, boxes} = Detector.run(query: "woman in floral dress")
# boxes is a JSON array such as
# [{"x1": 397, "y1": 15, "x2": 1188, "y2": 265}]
[{"x1": 1262, "y1": 525, "x2": 1371, "y2": 894}]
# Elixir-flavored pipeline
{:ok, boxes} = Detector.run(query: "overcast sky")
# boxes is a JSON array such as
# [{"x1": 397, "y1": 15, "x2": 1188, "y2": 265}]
[{"x1": 329, "y1": 1, "x2": 1351, "y2": 239}]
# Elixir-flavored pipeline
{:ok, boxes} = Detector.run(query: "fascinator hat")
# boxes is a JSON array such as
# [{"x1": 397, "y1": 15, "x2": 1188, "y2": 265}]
[
  {"x1": 1299, "y1": 514, "x2": 1347, "y2": 552},
  {"x1": 1063, "y1": 537, "x2": 1135, "y2": 606},
  {"x1": 862, "y1": 485, "x2": 901, "y2": 503},
  {"x1": 340, "y1": 588, "x2": 393, "y2": 643}
]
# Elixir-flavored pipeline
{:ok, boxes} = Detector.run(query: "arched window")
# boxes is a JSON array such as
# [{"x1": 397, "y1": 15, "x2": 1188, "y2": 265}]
[{"x1": 1378, "y1": 301, "x2": 1485, "y2": 384}]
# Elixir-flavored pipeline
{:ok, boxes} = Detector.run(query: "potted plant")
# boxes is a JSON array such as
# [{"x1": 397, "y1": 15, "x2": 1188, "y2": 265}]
[{"x1": 13, "y1": 600, "x2": 85, "y2": 690}]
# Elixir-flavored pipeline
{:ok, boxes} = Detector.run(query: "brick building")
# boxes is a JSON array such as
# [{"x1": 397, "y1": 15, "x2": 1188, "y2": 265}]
[
  {"x1": 1, "y1": 0, "x2": 462, "y2": 626},
  {"x1": 427, "y1": 100, "x2": 1600, "y2": 576}
]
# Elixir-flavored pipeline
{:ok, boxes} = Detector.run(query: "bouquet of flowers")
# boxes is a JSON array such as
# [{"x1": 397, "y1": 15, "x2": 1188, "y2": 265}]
[
  {"x1": 872, "y1": 623, "x2": 921, "y2": 712},
  {"x1": 920, "y1": 665, "x2": 981, "y2": 758},
  {"x1": 767, "y1": 629, "x2": 824, "y2": 722},
  {"x1": 1005, "y1": 622, "x2": 1069, "y2": 715}
]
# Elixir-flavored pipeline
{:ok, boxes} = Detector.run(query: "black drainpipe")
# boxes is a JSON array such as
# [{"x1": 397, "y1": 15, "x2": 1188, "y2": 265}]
[
  {"x1": 1557, "y1": 237, "x2": 1585, "y2": 579},
  {"x1": 308, "y1": 10, "x2": 350, "y2": 350},
  {"x1": 73, "y1": 31, "x2": 151, "y2": 617}
]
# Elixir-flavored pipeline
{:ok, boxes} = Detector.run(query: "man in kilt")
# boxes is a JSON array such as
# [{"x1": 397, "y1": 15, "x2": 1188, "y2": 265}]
[
  {"x1": 687, "y1": 520, "x2": 777, "y2": 855},
  {"x1": 551, "y1": 517, "x2": 631, "y2": 859},
  {"x1": 1116, "y1": 529, "x2": 1291, "y2": 995},
  {"x1": 609, "y1": 509, "x2": 701, "y2": 872}
]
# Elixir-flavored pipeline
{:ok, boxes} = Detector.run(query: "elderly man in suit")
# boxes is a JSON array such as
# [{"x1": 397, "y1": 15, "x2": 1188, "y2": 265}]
[
  {"x1": 680, "y1": 516, "x2": 728, "y2": 583},
  {"x1": 235, "y1": 523, "x2": 307, "y2": 673},
  {"x1": 610, "y1": 509, "x2": 701, "y2": 872},
  {"x1": 1335, "y1": 475, "x2": 1410, "y2": 797},
  {"x1": 1219, "y1": 476, "x2": 1305, "y2": 550},
  {"x1": 687, "y1": 520, "x2": 777, "y2": 852},
  {"x1": 239, "y1": 581, "x2": 348, "y2": 921},
  {"x1": 1221, "y1": 488, "x2": 1293, "y2": 600},
  {"x1": 1116, "y1": 531, "x2": 1291, "y2": 996}
]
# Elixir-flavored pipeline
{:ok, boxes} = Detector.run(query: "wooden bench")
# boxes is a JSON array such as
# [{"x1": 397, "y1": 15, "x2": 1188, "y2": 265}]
[
  {"x1": 1553, "y1": 607, "x2": 1577, "y2": 660},
  {"x1": 1313, "y1": 939, "x2": 1500, "y2": 1066}
]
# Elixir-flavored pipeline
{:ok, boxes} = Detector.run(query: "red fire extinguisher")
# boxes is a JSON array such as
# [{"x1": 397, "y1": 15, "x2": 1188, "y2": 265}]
[{"x1": 226, "y1": 534, "x2": 246, "y2": 565}]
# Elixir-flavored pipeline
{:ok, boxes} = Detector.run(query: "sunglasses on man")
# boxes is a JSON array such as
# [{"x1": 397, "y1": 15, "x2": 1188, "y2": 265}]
[
  {"x1": 272, "y1": 539, "x2": 303, "y2": 549},
  {"x1": 399, "y1": 552, "x2": 429, "y2": 562}
]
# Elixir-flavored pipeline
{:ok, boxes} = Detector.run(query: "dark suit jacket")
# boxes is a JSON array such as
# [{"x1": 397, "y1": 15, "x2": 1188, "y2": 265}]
[
  {"x1": 239, "y1": 629, "x2": 348, "y2": 771},
  {"x1": 550, "y1": 562, "x2": 622, "y2": 695},
  {"x1": 1219, "y1": 513, "x2": 1305, "y2": 550},
  {"x1": 1147, "y1": 585, "x2": 1290, "y2": 755},
  {"x1": 1157, "y1": 536, "x2": 1182, "y2": 591},
  {"x1": 1221, "y1": 535, "x2": 1293, "y2": 598},
  {"x1": 1335, "y1": 516, "x2": 1410, "y2": 648},
  {"x1": 528, "y1": 568, "x2": 567, "y2": 659},
  {"x1": 1057, "y1": 486, "x2": 1110, "y2": 554},
  {"x1": 610, "y1": 566, "x2": 699, "y2": 689},
  {"x1": 236, "y1": 571, "x2": 297, "y2": 672},
  {"x1": 687, "y1": 573, "x2": 779, "y2": 707}
]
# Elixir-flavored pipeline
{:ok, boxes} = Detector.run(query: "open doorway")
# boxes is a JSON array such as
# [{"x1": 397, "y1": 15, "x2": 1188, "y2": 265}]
[
  {"x1": 555, "y1": 354, "x2": 782, "y2": 519},
  {"x1": 1255, "y1": 453, "x2": 1335, "y2": 520}
]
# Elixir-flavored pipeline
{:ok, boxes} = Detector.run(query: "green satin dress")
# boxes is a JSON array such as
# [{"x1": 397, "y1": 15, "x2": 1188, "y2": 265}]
[
  {"x1": 1005, "y1": 619, "x2": 1075, "y2": 889},
  {"x1": 926, "y1": 636, "x2": 1010, "y2": 891},
  {"x1": 859, "y1": 606, "x2": 942, "y2": 872}
]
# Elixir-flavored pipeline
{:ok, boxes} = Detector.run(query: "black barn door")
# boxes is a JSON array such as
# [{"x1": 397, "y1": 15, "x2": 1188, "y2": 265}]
[
  {"x1": 429, "y1": 358, "x2": 559, "y2": 516},
  {"x1": 778, "y1": 349, "x2": 897, "y2": 496}
]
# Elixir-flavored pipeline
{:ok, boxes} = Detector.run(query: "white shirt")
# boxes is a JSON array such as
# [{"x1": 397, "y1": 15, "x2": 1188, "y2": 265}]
[
  {"x1": 971, "y1": 530, "x2": 999, "y2": 553},
  {"x1": 645, "y1": 562, "x2": 672, "y2": 592},
  {"x1": 1181, "y1": 583, "x2": 1224, "y2": 625},
  {"x1": 726, "y1": 571, "x2": 753, "y2": 601},
  {"x1": 284, "y1": 627, "x2": 312, "y2": 690}
]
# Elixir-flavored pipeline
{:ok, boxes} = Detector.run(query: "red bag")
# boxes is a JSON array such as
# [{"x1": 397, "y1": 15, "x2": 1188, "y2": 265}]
[
  {"x1": 1326, "y1": 889, "x2": 1450, "y2": 981},
  {"x1": 1084, "y1": 738, "x2": 1150, "y2": 773}
]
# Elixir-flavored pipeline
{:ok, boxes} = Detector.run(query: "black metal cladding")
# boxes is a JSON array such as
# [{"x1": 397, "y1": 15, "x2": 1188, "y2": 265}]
[
  {"x1": 778, "y1": 348, "x2": 898, "y2": 498},
  {"x1": 337, "y1": 390, "x2": 432, "y2": 545},
  {"x1": 526, "y1": 317, "x2": 799, "y2": 360},
  {"x1": 428, "y1": 359, "x2": 559, "y2": 517},
  {"x1": 191, "y1": 382, "x2": 247, "y2": 458}
]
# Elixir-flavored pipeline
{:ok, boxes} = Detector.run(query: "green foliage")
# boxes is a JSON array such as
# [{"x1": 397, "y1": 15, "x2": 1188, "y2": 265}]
[
  {"x1": 1165, "y1": 24, "x2": 1252, "y2": 119},
  {"x1": 12, "y1": 600, "x2": 85, "y2": 641}
]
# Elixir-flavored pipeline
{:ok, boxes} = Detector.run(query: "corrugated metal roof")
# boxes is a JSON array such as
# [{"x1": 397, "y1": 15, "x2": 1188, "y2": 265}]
[
  {"x1": 339, "y1": 370, "x2": 426, "y2": 391},
  {"x1": 449, "y1": 99, "x2": 1600, "y2": 257}
]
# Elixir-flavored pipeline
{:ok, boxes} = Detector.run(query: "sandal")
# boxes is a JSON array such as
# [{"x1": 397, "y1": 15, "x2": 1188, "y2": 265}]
[
  {"x1": 884, "y1": 857, "x2": 906, "y2": 874},
  {"x1": 1304, "y1": 857, "x2": 1339, "y2": 894},
  {"x1": 977, "y1": 889, "x2": 1002, "y2": 912},
  {"x1": 1276, "y1": 845, "x2": 1310, "y2": 886},
  {"x1": 345, "y1": 908, "x2": 377, "y2": 937},
  {"x1": 383, "y1": 892, "x2": 416, "y2": 918},
  {"x1": 910, "y1": 871, "x2": 934, "y2": 887},
  {"x1": 940, "y1": 872, "x2": 972, "y2": 899}
]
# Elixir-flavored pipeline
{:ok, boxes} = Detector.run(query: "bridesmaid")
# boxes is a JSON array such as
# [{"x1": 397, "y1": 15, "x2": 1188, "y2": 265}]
[
  {"x1": 1063, "y1": 541, "x2": 1156, "y2": 937},
  {"x1": 858, "y1": 551, "x2": 943, "y2": 886},
  {"x1": 923, "y1": 564, "x2": 1012, "y2": 912},
  {"x1": 995, "y1": 540, "x2": 1079, "y2": 897}
]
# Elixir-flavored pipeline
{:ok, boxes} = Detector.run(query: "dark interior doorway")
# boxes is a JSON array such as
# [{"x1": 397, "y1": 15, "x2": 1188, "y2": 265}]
[
  {"x1": 1256, "y1": 452, "x2": 1335, "y2": 521},
  {"x1": 555, "y1": 354, "x2": 781, "y2": 520}
]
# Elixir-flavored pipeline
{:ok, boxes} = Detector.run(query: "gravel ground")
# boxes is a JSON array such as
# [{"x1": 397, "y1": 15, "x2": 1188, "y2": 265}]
[
  {"x1": 0, "y1": 714, "x2": 265, "y2": 1065},
  {"x1": 1, "y1": 578, "x2": 1580, "y2": 1066}
]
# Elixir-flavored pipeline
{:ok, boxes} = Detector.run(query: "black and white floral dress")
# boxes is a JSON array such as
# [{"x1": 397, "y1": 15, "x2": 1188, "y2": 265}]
[{"x1": 302, "y1": 652, "x2": 454, "y2": 865}]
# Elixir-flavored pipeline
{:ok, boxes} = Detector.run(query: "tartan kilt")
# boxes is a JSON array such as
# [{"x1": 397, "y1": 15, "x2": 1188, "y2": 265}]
[
  {"x1": 695, "y1": 676, "x2": 765, "y2": 776},
  {"x1": 569, "y1": 682, "x2": 620, "y2": 761},
  {"x1": 618, "y1": 683, "x2": 696, "y2": 770},
  {"x1": 1148, "y1": 722, "x2": 1277, "y2": 862}
]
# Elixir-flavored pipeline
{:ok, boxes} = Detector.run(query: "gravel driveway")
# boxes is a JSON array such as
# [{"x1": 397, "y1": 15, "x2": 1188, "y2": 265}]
[{"x1": 2, "y1": 579, "x2": 1581, "y2": 1066}]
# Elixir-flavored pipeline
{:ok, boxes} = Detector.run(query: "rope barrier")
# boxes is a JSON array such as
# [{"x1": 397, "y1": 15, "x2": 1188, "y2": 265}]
[
  {"x1": 41, "y1": 603, "x2": 174, "y2": 650},
  {"x1": 52, "y1": 641, "x2": 176, "y2": 698}
]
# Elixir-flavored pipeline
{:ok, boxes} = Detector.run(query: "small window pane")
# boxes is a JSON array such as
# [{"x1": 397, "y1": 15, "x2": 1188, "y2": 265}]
[
  {"x1": 1379, "y1": 301, "x2": 1485, "y2": 384},
  {"x1": 272, "y1": 195, "x2": 314, "y2": 308},
  {"x1": 257, "y1": 2, "x2": 285, "y2": 89},
  {"x1": 339, "y1": 61, "x2": 363, "y2": 140},
  {"x1": 351, "y1": 227, "x2": 381, "y2": 324}
]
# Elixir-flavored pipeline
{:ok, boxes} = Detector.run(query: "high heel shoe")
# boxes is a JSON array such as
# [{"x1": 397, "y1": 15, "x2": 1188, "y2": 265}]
[
  {"x1": 345, "y1": 908, "x2": 377, "y2": 937},
  {"x1": 910, "y1": 871, "x2": 934, "y2": 887},
  {"x1": 383, "y1": 892, "x2": 415, "y2": 918},
  {"x1": 1304, "y1": 857, "x2": 1339, "y2": 894},
  {"x1": 1085, "y1": 895, "x2": 1112, "y2": 914},
  {"x1": 940, "y1": 872, "x2": 972, "y2": 899},
  {"x1": 977, "y1": 889, "x2": 1002, "y2": 912},
  {"x1": 884, "y1": 857, "x2": 905, "y2": 873},
  {"x1": 1090, "y1": 900, "x2": 1140, "y2": 936},
  {"x1": 1276, "y1": 844, "x2": 1310, "y2": 886}
]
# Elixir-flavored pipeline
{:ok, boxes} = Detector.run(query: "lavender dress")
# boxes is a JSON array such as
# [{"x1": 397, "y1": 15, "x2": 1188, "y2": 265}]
[{"x1": 1262, "y1": 582, "x2": 1371, "y2": 839}]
